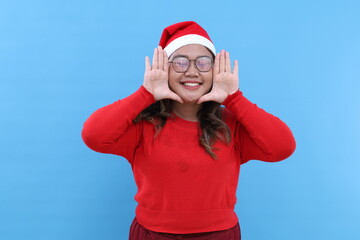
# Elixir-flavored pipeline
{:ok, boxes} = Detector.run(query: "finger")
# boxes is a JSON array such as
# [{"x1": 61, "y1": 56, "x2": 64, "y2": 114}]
[
  {"x1": 213, "y1": 53, "x2": 220, "y2": 75},
  {"x1": 152, "y1": 47, "x2": 158, "y2": 69},
  {"x1": 163, "y1": 50, "x2": 169, "y2": 72},
  {"x1": 219, "y1": 50, "x2": 226, "y2": 72},
  {"x1": 225, "y1": 51, "x2": 231, "y2": 72},
  {"x1": 145, "y1": 56, "x2": 151, "y2": 72},
  {"x1": 233, "y1": 60, "x2": 238, "y2": 75},
  {"x1": 158, "y1": 46, "x2": 164, "y2": 71}
]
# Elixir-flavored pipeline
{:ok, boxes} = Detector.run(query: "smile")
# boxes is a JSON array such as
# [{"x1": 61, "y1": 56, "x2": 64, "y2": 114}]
[{"x1": 181, "y1": 82, "x2": 202, "y2": 87}]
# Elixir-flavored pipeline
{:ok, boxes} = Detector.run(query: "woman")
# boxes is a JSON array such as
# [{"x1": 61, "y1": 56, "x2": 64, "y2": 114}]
[{"x1": 82, "y1": 21, "x2": 296, "y2": 240}]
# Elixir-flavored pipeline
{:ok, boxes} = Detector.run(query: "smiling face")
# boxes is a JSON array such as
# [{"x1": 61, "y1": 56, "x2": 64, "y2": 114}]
[{"x1": 168, "y1": 44, "x2": 213, "y2": 103}]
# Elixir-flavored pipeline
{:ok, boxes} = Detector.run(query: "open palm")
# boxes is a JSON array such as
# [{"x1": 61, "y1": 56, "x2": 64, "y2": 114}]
[
  {"x1": 143, "y1": 46, "x2": 183, "y2": 103},
  {"x1": 197, "y1": 50, "x2": 239, "y2": 104}
]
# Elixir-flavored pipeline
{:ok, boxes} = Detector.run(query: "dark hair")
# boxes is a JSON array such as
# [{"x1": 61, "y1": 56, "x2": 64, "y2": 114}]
[{"x1": 133, "y1": 100, "x2": 231, "y2": 159}]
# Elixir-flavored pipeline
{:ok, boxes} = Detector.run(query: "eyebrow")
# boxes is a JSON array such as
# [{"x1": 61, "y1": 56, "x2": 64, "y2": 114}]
[
  {"x1": 171, "y1": 54, "x2": 187, "y2": 59},
  {"x1": 170, "y1": 54, "x2": 213, "y2": 60}
]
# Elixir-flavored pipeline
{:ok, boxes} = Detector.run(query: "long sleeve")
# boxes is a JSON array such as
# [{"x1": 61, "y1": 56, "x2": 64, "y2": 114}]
[
  {"x1": 222, "y1": 90, "x2": 296, "y2": 164},
  {"x1": 81, "y1": 86, "x2": 155, "y2": 163}
]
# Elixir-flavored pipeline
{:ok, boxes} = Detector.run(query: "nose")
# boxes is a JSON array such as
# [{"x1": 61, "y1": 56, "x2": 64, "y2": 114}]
[{"x1": 184, "y1": 60, "x2": 199, "y2": 77}]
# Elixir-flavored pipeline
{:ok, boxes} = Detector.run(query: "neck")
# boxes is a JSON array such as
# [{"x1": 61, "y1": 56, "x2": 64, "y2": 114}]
[{"x1": 172, "y1": 102, "x2": 201, "y2": 122}]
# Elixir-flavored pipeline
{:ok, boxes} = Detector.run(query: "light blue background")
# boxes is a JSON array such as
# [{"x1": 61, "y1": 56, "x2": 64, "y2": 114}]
[{"x1": 1, "y1": 0, "x2": 359, "y2": 239}]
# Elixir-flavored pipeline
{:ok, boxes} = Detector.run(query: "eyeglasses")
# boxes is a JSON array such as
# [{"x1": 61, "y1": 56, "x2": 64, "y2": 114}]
[{"x1": 169, "y1": 56, "x2": 213, "y2": 73}]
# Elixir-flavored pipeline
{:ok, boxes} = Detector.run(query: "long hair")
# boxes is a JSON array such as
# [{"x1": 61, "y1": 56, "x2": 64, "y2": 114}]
[{"x1": 133, "y1": 100, "x2": 231, "y2": 159}]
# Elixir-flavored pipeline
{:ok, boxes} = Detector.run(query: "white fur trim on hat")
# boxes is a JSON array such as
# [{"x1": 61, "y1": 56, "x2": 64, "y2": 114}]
[{"x1": 164, "y1": 34, "x2": 216, "y2": 57}]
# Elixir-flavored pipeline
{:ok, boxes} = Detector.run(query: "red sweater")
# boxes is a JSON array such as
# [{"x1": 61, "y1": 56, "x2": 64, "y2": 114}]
[{"x1": 81, "y1": 86, "x2": 296, "y2": 234}]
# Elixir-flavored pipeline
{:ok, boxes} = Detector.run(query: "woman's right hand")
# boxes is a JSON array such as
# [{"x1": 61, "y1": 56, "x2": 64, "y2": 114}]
[{"x1": 143, "y1": 46, "x2": 183, "y2": 103}]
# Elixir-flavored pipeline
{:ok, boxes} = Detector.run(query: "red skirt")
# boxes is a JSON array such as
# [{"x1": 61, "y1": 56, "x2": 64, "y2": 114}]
[{"x1": 129, "y1": 217, "x2": 241, "y2": 240}]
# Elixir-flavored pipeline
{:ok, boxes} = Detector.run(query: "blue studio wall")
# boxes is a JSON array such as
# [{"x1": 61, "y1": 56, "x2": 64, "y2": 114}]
[{"x1": 1, "y1": 0, "x2": 359, "y2": 239}]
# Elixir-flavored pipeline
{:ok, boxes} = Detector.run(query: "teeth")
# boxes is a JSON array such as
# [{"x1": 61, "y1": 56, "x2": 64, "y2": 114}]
[{"x1": 183, "y1": 82, "x2": 200, "y2": 87}]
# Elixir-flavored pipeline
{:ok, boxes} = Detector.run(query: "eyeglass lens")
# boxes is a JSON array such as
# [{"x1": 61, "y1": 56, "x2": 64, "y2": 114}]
[{"x1": 171, "y1": 56, "x2": 213, "y2": 72}]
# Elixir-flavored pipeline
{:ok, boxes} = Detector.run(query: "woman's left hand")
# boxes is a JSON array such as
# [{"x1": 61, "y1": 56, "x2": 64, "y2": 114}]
[{"x1": 197, "y1": 50, "x2": 239, "y2": 104}]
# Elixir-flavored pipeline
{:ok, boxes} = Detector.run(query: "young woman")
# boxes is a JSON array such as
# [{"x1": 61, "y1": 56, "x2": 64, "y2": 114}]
[{"x1": 82, "y1": 21, "x2": 296, "y2": 240}]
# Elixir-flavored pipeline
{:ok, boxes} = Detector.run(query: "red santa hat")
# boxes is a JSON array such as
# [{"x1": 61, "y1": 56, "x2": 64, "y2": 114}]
[{"x1": 159, "y1": 21, "x2": 216, "y2": 57}]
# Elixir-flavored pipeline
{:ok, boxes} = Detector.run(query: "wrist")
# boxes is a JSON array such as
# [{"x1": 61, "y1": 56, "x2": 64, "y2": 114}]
[{"x1": 222, "y1": 89, "x2": 241, "y2": 105}]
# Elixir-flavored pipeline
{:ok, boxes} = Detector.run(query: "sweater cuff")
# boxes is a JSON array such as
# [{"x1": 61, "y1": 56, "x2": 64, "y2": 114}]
[
  {"x1": 138, "y1": 85, "x2": 156, "y2": 103},
  {"x1": 112, "y1": 85, "x2": 156, "y2": 118},
  {"x1": 222, "y1": 90, "x2": 256, "y2": 117},
  {"x1": 222, "y1": 90, "x2": 244, "y2": 106}
]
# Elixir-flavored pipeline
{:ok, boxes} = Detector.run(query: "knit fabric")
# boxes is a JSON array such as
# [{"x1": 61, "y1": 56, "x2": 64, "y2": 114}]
[
  {"x1": 129, "y1": 217, "x2": 241, "y2": 240},
  {"x1": 82, "y1": 86, "x2": 296, "y2": 234}
]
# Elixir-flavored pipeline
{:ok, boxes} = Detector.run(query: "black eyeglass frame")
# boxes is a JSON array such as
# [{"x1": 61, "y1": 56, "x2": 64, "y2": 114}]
[{"x1": 168, "y1": 56, "x2": 214, "y2": 73}]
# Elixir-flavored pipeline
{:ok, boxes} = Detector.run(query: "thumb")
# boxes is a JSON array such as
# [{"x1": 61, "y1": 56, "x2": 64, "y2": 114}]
[
  {"x1": 168, "y1": 92, "x2": 184, "y2": 103},
  {"x1": 197, "y1": 93, "x2": 213, "y2": 104}
]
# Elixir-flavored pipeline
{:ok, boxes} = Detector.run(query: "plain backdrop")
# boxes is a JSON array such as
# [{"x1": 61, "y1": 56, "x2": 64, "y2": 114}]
[{"x1": 1, "y1": 0, "x2": 359, "y2": 239}]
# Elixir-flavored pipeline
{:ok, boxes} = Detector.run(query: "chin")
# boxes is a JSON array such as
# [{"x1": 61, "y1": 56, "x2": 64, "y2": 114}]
[{"x1": 179, "y1": 94, "x2": 202, "y2": 104}]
